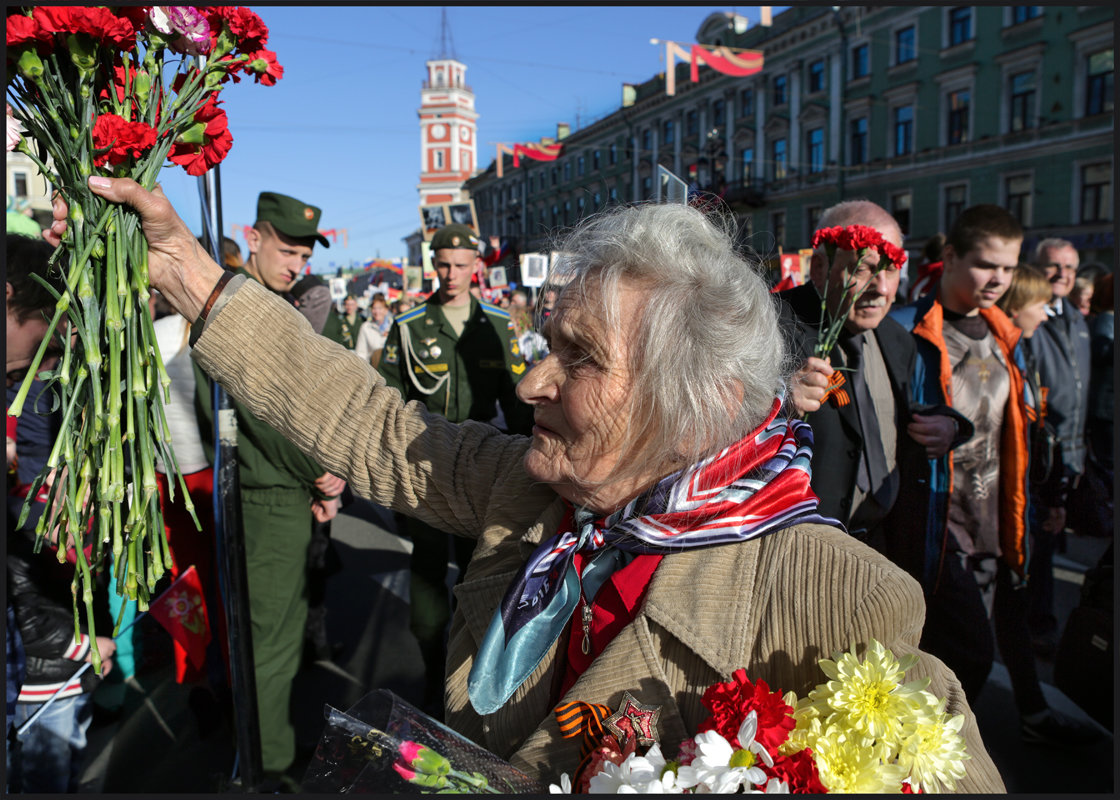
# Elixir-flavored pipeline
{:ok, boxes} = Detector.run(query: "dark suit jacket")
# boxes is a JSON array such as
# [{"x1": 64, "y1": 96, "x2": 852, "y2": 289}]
[{"x1": 777, "y1": 284, "x2": 917, "y2": 537}]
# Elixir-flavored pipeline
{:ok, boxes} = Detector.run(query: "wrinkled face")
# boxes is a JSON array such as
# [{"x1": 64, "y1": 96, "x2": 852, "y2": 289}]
[
  {"x1": 433, "y1": 247, "x2": 477, "y2": 305},
  {"x1": 1012, "y1": 298, "x2": 1050, "y2": 338},
  {"x1": 344, "y1": 297, "x2": 358, "y2": 316},
  {"x1": 1037, "y1": 245, "x2": 1079, "y2": 299},
  {"x1": 812, "y1": 231, "x2": 903, "y2": 333},
  {"x1": 370, "y1": 301, "x2": 388, "y2": 323},
  {"x1": 517, "y1": 280, "x2": 661, "y2": 512},
  {"x1": 941, "y1": 236, "x2": 1021, "y2": 315},
  {"x1": 246, "y1": 226, "x2": 314, "y2": 293}
]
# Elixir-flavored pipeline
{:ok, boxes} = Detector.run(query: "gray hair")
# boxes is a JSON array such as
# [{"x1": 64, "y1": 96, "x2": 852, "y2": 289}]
[
  {"x1": 1032, "y1": 237, "x2": 1078, "y2": 265},
  {"x1": 544, "y1": 203, "x2": 788, "y2": 486}
]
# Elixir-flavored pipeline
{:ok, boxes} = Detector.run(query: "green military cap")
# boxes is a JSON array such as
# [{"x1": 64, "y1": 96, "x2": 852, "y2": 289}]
[
  {"x1": 256, "y1": 191, "x2": 330, "y2": 247},
  {"x1": 430, "y1": 223, "x2": 479, "y2": 252}
]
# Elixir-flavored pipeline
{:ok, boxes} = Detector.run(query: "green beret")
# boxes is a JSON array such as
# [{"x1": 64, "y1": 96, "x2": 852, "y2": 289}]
[
  {"x1": 256, "y1": 191, "x2": 330, "y2": 248},
  {"x1": 430, "y1": 223, "x2": 479, "y2": 252}
]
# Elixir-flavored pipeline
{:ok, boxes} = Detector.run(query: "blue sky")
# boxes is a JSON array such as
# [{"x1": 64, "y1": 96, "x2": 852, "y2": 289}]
[{"x1": 157, "y1": 5, "x2": 779, "y2": 273}]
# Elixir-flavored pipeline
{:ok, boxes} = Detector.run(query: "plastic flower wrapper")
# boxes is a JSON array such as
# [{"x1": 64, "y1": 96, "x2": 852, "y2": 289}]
[
  {"x1": 5, "y1": 5, "x2": 283, "y2": 671},
  {"x1": 301, "y1": 689, "x2": 545, "y2": 794}
]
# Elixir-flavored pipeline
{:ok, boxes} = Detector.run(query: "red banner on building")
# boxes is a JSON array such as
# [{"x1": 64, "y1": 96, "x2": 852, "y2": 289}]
[
  {"x1": 496, "y1": 142, "x2": 564, "y2": 177},
  {"x1": 658, "y1": 40, "x2": 765, "y2": 95}
]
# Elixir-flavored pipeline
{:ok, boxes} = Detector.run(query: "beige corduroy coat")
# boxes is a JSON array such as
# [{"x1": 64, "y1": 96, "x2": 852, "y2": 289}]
[{"x1": 193, "y1": 280, "x2": 1005, "y2": 793}]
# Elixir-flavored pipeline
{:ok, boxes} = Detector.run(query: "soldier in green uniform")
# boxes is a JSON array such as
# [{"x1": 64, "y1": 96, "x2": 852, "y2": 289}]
[
  {"x1": 377, "y1": 223, "x2": 532, "y2": 714},
  {"x1": 193, "y1": 191, "x2": 344, "y2": 788},
  {"x1": 321, "y1": 294, "x2": 362, "y2": 349}
]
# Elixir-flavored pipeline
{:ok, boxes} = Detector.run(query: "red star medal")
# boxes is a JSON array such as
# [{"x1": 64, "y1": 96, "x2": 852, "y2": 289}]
[{"x1": 604, "y1": 691, "x2": 661, "y2": 748}]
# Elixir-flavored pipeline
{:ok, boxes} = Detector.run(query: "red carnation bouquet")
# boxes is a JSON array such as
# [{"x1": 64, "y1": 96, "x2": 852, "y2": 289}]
[
  {"x1": 6, "y1": 5, "x2": 283, "y2": 672},
  {"x1": 809, "y1": 224, "x2": 907, "y2": 362},
  {"x1": 550, "y1": 640, "x2": 969, "y2": 794}
]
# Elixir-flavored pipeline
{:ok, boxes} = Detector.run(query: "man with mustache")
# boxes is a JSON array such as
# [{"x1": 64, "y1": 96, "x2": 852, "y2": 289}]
[
  {"x1": 781, "y1": 200, "x2": 963, "y2": 559},
  {"x1": 1022, "y1": 238, "x2": 1092, "y2": 657}
]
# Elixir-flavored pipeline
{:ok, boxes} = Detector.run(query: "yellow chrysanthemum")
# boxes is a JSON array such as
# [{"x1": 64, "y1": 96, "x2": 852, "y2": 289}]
[
  {"x1": 896, "y1": 693, "x2": 971, "y2": 794},
  {"x1": 812, "y1": 639, "x2": 929, "y2": 746},
  {"x1": 810, "y1": 724, "x2": 907, "y2": 794}
]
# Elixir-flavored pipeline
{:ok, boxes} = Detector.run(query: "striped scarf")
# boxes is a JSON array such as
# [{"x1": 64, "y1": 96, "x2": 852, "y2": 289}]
[{"x1": 467, "y1": 399, "x2": 835, "y2": 714}]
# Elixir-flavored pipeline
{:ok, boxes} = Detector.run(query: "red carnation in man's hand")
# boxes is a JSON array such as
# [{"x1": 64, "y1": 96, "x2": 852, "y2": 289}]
[{"x1": 33, "y1": 6, "x2": 136, "y2": 49}]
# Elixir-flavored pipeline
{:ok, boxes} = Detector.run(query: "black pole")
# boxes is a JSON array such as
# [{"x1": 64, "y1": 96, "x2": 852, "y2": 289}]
[{"x1": 194, "y1": 82, "x2": 262, "y2": 789}]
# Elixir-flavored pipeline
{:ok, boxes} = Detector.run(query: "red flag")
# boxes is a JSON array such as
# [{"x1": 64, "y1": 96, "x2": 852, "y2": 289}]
[
  {"x1": 771, "y1": 274, "x2": 798, "y2": 293},
  {"x1": 148, "y1": 565, "x2": 211, "y2": 670}
]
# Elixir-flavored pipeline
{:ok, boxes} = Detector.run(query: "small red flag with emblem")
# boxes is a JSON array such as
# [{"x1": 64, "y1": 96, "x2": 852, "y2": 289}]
[{"x1": 148, "y1": 565, "x2": 211, "y2": 670}]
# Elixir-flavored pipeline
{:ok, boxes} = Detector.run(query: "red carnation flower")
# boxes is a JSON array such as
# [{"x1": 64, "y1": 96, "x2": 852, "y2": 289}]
[
  {"x1": 764, "y1": 749, "x2": 827, "y2": 794},
  {"x1": 113, "y1": 5, "x2": 151, "y2": 34},
  {"x1": 878, "y1": 240, "x2": 907, "y2": 270},
  {"x1": 243, "y1": 47, "x2": 283, "y2": 86},
  {"x1": 696, "y1": 669, "x2": 795, "y2": 757},
  {"x1": 33, "y1": 6, "x2": 136, "y2": 49},
  {"x1": 92, "y1": 113, "x2": 157, "y2": 167},
  {"x1": 6, "y1": 11, "x2": 52, "y2": 52},
  {"x1": 208, "y1": 6, "x2": 269, "y2": 53},
  {"x1": 843, "y1": 224, "x2": 885, "y2": 251},
  {"x1": 167, "y1": 95, "x2": 233, "y2": 176}
]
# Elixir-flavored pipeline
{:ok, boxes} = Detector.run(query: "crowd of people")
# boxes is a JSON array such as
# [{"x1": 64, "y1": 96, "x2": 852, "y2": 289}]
[{"x1": 6, "y1": 177, "x2": 1113, "y2": 792}]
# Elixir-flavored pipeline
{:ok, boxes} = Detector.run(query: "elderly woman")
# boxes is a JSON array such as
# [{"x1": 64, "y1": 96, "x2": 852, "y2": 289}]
[{"x1": 56, "y1": 177, "x2": 1002, "y2": 791}]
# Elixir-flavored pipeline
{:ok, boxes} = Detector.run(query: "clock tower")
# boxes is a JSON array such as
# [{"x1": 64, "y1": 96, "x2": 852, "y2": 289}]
[{"x1": 418, "y1": 56, "x2": 477, "y2": 206}]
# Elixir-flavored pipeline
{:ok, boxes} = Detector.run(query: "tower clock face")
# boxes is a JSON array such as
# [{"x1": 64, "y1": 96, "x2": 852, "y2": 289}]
[
  {"x1": 431, "y1": 123, "x2": 446, "y2": 139},
  {"x1": 459, "y1": 126, "x2": 470, "y2": 142}
]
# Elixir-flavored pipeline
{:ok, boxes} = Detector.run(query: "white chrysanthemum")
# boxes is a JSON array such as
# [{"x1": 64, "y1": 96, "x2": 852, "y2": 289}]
[
  {"x1": 896, "y1": 693, "x2": 971, "y2": 793},
  {"x1": 811, "y1": 639, "x2": 929, "y2": 748},
  {"x1": 587, "y1": 744, "x2": 685, "y2": 794},
  {"x1": 676, "y1": 711, "x2": 774, "y2": 793}
]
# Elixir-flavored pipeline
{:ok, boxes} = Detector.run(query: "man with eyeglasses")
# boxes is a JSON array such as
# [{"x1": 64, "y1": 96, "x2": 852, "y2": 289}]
[{"x1": 1024, "y1": 238, "x2": 1091, "y2": 659}]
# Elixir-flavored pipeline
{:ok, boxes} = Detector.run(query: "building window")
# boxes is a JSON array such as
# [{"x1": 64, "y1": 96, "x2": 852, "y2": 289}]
[
  {"x1": 807, "y1": 128, "x2": 824, "y2": 174},
  {"x1": 564, "y1": 162, "x2": 572, "y2": 181},
  {"x1": 641, "y1": 128, "x2": 652, "y2": 151},
  {"x1": 807, "y1": 205, "x2": 823, "y2": 233},
  {"x1": 948, "y1": 7, "x2": 972, "y2": 47},
  {"x1": 894, "y1": 105, "x2": 914, "y2": 155},
  {"x1": 850, "y1": 117, "x2": 868, "y2": 165},
  {"x1": 1080, "y1": 162, "x2": 1112, "y2": 223},
  {"x1": 551, "y1": 167, "x2": 558, "y2": 186},
  {"x1": 947, "y1": 89, "x2": 970, "y2": 144},
  {"x1": 1011, "y1": 6, "x2": 1039, "y2": 25},
  {"x1": 808, "y1": 59, "x2": 826, "y2": 93},
  {"x1": 1086, "y1": 49, "x2": 1114, "y2": 116},
  {"x1": 896, "y1": 26, "x2": 916, "y2": 64},
  {"x1": 741, "y1": 87, "x2": 754, "y2": 117},
  {"x1": 891, "y1": 191, "x2": 912, "y2": 236},
  {"x1": 771, "y1": 210, "x2": 786, "y2": 249},
  {"x1": 13, "y1": 171, "x2": 29, "y2": 197},
  {"x1": 772, "y1": 138, "x2": 787, "y2": 180},
  {"x1": 577, "y1": 156, "x2": 585, "y2": 177},
  {"x1": 641, "y1": 175, "x2": 652, "y2": 199},
  {"x1": 773, "y1": 74, "x2": 787, "y2": 106},
  {"x1": 609, "y1": 143, "x2": 617, "y2": 165},
  {"x1": 741, "y1": 147, "x2": 754, "y2": 183},
  {"x1": 713, "y1": 99, "x2": 726, "y2": 127},
  {"x1": 552, "y1": 204, "x2": 559, "y2": 224},
  {"x1": 434, "y1": 150, "x2": 444, "y2": 169},
  {"x1": 944, "y1": 184, "x2": 968, "y2": 229},
  {"x1": 593, "y1": 192, "x2": 601, "y2": 211},
  {"x1": 609, "y1": 186, "x2": 619, "y2": 204},
  {"x1": 564, "y1": 200, "x2": 571, "y2": 224},
  {"x1": 1005, "y1": 174, "x2": 1033, "y2": 226},
  {"x1": 851, "y1": 43, "x2": 869, "y2": 79},
  {"x1": 577, "y1": 197, "x2": 585, "y2": 217},
  {"x1": 686, "y1": 109, "x2": 698, "y2": 137},
  {"x1": 663, "y1": 119, "x2": 675, "y2": 145},
  {"x1": 1009, "y1": 71, "x2": 1036, "y2": 132}
]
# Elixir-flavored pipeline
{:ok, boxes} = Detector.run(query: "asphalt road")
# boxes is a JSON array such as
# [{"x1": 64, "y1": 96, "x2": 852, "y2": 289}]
[{"x1": 76, "y1": 497, "x2": 1114, "y2": 793}]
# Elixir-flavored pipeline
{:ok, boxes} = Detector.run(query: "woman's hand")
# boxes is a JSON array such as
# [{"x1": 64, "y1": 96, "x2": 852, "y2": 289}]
[{"x1": 47, "y1": 177, "x2": 226, "y2": 322}]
